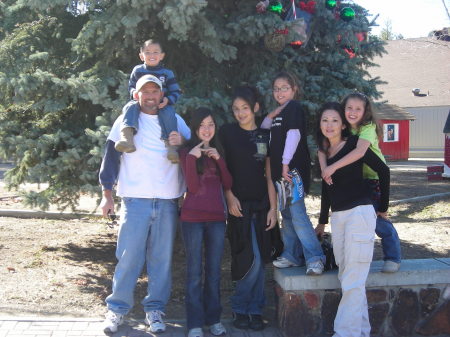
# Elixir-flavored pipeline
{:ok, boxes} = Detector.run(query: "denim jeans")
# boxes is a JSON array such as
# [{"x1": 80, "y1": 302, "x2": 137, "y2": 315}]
[
  {"x1": 231, "y1": 219, "x2": 265, "y2": 315},
  {"x1": 121, "y1": 101, "x2": 177, "y2": 140},
  {"x1": 105, "y1": 197, "x2": 178, "y2": 315},
  {"x1": 280, "y1": 198, "x2": 325, "y2": 266},
  {"x1": 376, "y1": 216, "x2": 401, "y2": 263},
  {"x1": 181, "y1": 221, "x2": 226, "y2": 329},
  {"x1": 366, "y1": 179, "x2": 401, "y2": 263}
]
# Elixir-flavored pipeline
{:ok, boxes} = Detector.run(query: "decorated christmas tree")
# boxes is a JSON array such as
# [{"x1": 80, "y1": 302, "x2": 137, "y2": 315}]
[{"x1": 0, "y1": 0, "x2": 386, "y2": 210}]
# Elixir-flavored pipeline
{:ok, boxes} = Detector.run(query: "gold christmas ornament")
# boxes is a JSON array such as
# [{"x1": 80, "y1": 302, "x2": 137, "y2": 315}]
[{"x1": 264, "y1": 31, "x2": 287, "y2": 52}]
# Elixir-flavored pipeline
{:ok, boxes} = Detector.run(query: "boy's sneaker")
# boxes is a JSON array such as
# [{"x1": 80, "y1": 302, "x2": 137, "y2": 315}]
[
  {"x1": 103, "y1": 310, "x2": 124, "y2": 334},
  {"x1": 273, "y1": 257, "x2": 299, "y2": 268},
  {"x1": 115, "y1": 127, "x2": 136, "y2": 153},
  {"x1": 382, "y1": 260, "x2": 400, "y2": 273},
  {"x1": 165, "y1": 141, "x2": 179, "y2": 163},
  {"x1": 145, "y1": 310, "x2": 166, "y2": 334},
  {"x1": 306, "y1": 260, "x2": 324, "y2": 275},
  {"x1": 188, "y1": 328, "x2": 204, "y2": 337},
  {"x1": 249, "y1": 314, "x2": 264, "y2": 331},
  {"x1": 210, "y1": 322, "x2": 227, "y2": 336}
]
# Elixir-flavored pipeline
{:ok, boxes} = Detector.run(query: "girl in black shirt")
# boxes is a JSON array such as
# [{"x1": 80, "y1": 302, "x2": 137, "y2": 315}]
[
  {"x1": 219, "y1": 86, "x2": 278, "y2": 331},
  {"x1": 261, "y1": 72, "x2": 325, "y2": 275}
]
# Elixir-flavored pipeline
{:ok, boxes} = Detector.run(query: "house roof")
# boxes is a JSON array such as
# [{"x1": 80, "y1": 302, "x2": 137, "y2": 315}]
[
  {"x1": 368, "y1": 37, "x2": 450, "y2": 108},
  {"x1": 374, "y1": 103, "x2": 416, "y2": 120}
]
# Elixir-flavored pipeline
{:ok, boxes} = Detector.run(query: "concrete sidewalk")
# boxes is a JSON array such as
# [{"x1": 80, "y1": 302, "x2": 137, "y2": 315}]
[{"x1": 0, "y1": 317, "x2": 284, "y2": 337}]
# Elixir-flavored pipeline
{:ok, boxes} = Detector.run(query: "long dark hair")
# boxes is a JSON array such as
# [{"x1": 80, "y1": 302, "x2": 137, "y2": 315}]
[
  {"x1": 232, "y1": 85, "x2": 262, "y2": 113},
  {"x1": 315, "y1": 102, "x2": 351, "y2": 154},
  {"x1": 341, "y1": 92, "x2": 381, "y2": 137},
  {"x1": 186, "y1": 107, "x2": 224, "y2": 175},
  {"x1": 231, "y1": 85, "x2": 264, "y2": 126}
]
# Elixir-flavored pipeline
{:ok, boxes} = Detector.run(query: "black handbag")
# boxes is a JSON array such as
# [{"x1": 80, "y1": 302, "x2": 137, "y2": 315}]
[{"x1": 320, "y1": 233, "x2": 338, "y2": 271}]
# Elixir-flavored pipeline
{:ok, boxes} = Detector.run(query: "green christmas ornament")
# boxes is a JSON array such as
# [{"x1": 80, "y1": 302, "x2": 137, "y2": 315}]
[
  {"x1": 340, "y1": 7, "x2": 355, "y2": 22},
  {"x1": 268, "y1": 1, "x2": 283, "y2": 14},
  {"x1": 325, "y1": 0, "x2": 337, "y2": 10}
]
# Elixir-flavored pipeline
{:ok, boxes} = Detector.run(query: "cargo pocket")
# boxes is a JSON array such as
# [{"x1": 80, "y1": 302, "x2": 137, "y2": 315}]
[{"x1": 350, "y1": 233, "x2": 375, "y2": 263}]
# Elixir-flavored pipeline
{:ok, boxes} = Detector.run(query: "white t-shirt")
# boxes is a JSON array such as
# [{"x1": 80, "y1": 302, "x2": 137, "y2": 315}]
[{"x1": 108, "y1": 112, "x2": 191, "y2": 199}]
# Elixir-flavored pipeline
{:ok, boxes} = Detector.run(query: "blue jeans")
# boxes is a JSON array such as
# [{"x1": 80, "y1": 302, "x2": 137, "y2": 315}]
[
  {"x1": 181, "y1": 221, "x2": 226, "y2": 329},
  {"x1": 366, "y1": 179, "x2": 401, "y2": 263},
  {"x1": 376, "y1": 216, "x2": 401, "y2": 263},
  {"x1": 231, "y1": 219, "x2": 265, "y2": 315},
  {"x1": 280, "y1": 198, "x2": 325, "y2": 266},
  {"x1": 121, "y1": 101, "x2": 177, "y2": 140},
  {"x1": 106, "y1": 197, "x2": 178, "y2": 314}
]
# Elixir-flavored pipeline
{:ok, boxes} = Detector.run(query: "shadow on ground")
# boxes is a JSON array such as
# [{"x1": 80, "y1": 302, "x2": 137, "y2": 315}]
[{"x1": 55, "y1": 223, "x2": 449, "y2": 321}]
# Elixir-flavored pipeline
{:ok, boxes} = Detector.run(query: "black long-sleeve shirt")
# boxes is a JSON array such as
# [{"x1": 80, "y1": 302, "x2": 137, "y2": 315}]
[
  {"x1": 268, "y1": 100, "x2": 311, "y2": 193},
  {"x1": 319, "y1": 135, "x2": 390, "y2": 224}
]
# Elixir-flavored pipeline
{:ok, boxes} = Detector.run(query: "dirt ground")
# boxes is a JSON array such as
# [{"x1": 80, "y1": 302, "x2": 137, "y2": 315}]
[{"x1": 0, "y1": 160, "x2": 449, "y2": 320}]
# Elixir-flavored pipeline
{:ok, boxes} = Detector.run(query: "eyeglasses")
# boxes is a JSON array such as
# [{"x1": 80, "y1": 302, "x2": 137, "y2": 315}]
[{"x1": 272, "y1": 86, "x2": 291, "y2": 93}]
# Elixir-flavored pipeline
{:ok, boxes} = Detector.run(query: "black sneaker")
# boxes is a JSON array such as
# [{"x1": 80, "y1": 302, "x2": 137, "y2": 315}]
[
  {"x1": 232, "y1": 312, "x2": 249, "y2": 329},
  {"x1": 249, "y1": 314, "x2": 264, "y2": 331}
]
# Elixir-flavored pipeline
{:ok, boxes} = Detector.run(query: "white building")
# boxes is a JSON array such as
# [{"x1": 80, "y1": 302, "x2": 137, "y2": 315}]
[{"x1": 369, "y1": 36, "x2": 450, "y2": 158}]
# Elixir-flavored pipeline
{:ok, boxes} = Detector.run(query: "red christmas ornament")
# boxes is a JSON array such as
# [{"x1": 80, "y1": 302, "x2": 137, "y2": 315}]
[
  {"x1": 343, "y1": 47, "x2": 356, "y2": 58},
  {"x1": 299, "y1": 1, "x2": 316, "y2": 14},
  {"x1": 355, "y1": 32, "x2": 367, "y2": 42},
  {"x1": 337, "y1": 32, "x2": 367, "y2": 43},
  {"x1": 290, "y1": 40, "x2": 303, "y2": 49}
]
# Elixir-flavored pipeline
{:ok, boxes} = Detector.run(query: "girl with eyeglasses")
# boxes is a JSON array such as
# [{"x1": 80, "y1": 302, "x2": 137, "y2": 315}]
[{"x1": 261, "y1": 71, "x2": 325, "y2": 275}]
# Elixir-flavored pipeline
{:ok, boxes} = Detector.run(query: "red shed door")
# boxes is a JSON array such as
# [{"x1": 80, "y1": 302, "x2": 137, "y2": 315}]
[{"x1": 379, "y1": 120, "x2": 410, "y2": 160}]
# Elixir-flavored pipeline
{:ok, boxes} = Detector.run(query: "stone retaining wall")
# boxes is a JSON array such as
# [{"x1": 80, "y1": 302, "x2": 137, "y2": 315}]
[{"x1": 274, "y1": 259, "x2": 450, "y2": 337}]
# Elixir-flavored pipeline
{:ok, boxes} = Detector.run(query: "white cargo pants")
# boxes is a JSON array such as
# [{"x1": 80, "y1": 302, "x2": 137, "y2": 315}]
[{"x1": 331, "y1": 204, "x2": 376, "y2": 337}]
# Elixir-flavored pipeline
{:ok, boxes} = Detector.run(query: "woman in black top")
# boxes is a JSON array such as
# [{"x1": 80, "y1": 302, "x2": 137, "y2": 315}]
[
  {"x1": 315, "y1": 102, "x2": 390, "y2": 337},
  {"x1": 219, "y1": 86, "x2": 278, "y2": 331}
]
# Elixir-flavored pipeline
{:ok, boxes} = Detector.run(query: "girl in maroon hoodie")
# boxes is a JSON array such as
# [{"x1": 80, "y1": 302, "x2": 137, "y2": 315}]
[{"x1": 179, "y1": 107, "x2": 232, "y2": 337}]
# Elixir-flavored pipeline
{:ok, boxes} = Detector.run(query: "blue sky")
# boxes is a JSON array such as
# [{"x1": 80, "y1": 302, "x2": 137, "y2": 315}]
[{"x1": 355, "y1": 0, "x2": 450, "y2": 38}]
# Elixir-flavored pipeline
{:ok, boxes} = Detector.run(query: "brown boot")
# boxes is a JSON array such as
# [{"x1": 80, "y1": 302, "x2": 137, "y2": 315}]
[
  {"x1": 165, "y1": 141, "x2": 179, "y2": 163},
  {"x1": 115, "y1": 127, "x2": 136, "y2": 153}
]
